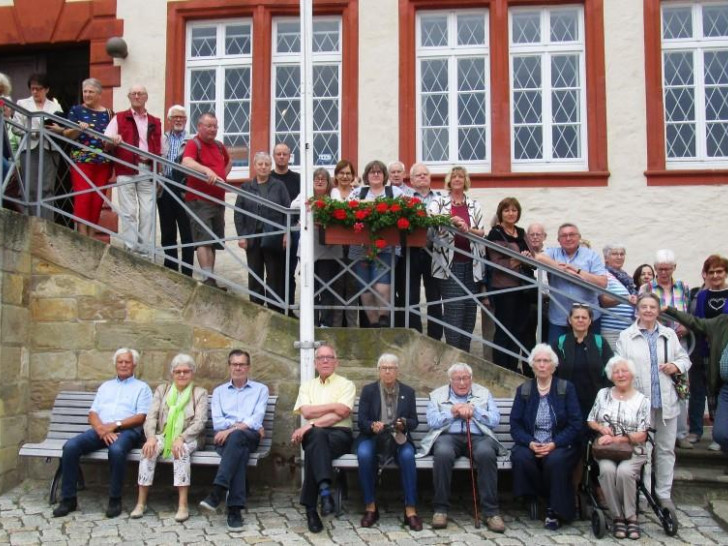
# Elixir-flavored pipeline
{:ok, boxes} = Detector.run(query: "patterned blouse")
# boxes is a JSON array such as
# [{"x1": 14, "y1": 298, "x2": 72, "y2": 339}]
[
  {"x1": 587, "y1": 387, "x2": 651, "y2": 436},
  {"x1": 67, "y1": 105, "x2": 112, "y2": 164}
]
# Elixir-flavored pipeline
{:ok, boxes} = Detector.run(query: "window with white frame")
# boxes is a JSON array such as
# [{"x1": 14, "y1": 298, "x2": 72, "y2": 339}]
[
  {"x1": 416, "y1": 10, "x2": 490, "y2": 171},
  {"x1": 186, "y1": 20, "x2": 252, "y2": 172},
  {"x1": 509, "y1": 6, "x2": 586, "y2": 171},
  {"x1": 271, "y1": 17, "x2": 342, "y2": 168},
  {"x1": 662, "y1": 1, "x2": 728, "y2": 166}
]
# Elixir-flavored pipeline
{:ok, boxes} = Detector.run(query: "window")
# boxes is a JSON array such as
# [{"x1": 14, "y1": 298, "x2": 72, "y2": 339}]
[
  {"x1": 271, "y1": 17, "x2": 342, "y2": 167},
  {"x1": 510, "y1": 6, "x2": 586, "y2": 171},
  {"x1": 416, "y1": 10, "x2": 490, "y2": 171},
  {"x1": 186, "y1": 20, "x2": 252, "y2": 173},
  {"x1": 662, "y1": 2, "x2": 728, "y2": 167}
]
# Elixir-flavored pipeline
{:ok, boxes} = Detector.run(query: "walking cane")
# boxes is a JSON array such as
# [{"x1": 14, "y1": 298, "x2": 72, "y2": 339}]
[{"x1": 465, "y1": 417, "x2": 481, "y2": 528}]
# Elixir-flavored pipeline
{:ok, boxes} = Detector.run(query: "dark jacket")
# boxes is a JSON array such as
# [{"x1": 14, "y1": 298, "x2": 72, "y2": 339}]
[
  {"x1": 233, "y1": 178, "x2": 291, "y2": 249},
  {"x1": 510, "y1": 378, "x2": 583, "y2": 448},
  {"x1": 553, "y1": 332, "x2": 613, "y2": 417},
  {"x1": 357, "y1": 381, "x2": 418, "y2": 444},
  {"x1": 112, "y1": 109, "x2": 161, "y2": 176}
]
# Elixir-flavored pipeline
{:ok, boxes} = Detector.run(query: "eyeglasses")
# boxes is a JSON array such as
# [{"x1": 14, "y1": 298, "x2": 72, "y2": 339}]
[
  {"x1": 451, "y1": 375, "x2": 472, "y2": 383},
  {"x1": 559, "y1": 232, "x2": 579, "y2": 239},
  {"x1": 173, "y1": 369, "x2": 192, "y2": 375},
  {"x1": 707, "y1": 269, "x2": 726, "y2": 275},
  {"x1": 316, "y1": 355, "x2": 337, "y2": 362},
  {"x1": 379, "y1": 366, "x2": 398, "y2": 372},
  {"x1": 170, "y1": 116, "x2": 187, "y2": 120},
  {"x1": 369, "y1": 170, "x2": 384, "y2": 176},
  {"x1": 337, "y1": 172, "x2": 353, "y2": 178},
  {"x1": 128, "y1": 92, "x2": 147, "y2": 97}
]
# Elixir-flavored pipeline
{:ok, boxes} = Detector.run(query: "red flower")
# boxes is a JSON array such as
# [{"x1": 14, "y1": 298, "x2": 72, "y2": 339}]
[
  {"x1": 333, "y1": 209, "x2": 348, "y2": 220},
  {"x1": 375, "y1": 202, "x2": 389, "y2": 213},
  {"x1": 416, "y1": 210, "x2": 426, "y2": 217},
  {"x1": 354, "y1": 210, "x2": 368, "y2": 220},
  {"x1": 390, "y1": 204, "x2": 402, "y2": 213},
  {"x1": 353, "y1": 222, "x2": 365, "y2": 233},
  {"x1": 374, "y1": 239, "x2": 387, "y2": 249},
  {"x1": 397, "y1": 218, "x2": 410, "y2": 230},
  {"x1": 348, "y1": 200, "x2": 359, "y2": 208},
  {"x1": 314, "y1": 199, "x2": 326, "y2": 209},
  {"x1": 408, "y1": 197, "x2": 421, "y2": 205}
]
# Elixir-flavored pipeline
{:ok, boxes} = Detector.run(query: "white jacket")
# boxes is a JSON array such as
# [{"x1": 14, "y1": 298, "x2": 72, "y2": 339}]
[
  {"x1": 616, "y1": 321, "x2": 690, "y2": 420},
  {"x1": 13, "y1": 96, "x2": 63, "y2": 151}
]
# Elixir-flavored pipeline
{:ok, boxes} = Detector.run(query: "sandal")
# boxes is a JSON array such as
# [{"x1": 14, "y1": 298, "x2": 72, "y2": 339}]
[
  {"x1": 626, "y1": 521, "x2": 641, "y2": 540},
  {"x1": 612, "y1": 519, "x2": 627, "y2": 539}
]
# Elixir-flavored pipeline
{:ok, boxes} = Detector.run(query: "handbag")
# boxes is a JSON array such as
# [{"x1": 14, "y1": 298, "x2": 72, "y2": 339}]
[
  {"x1": 591, "y1": 438, "x2": 634, "y2": 462},
  {"x1": 664, "y1": 337, "x2": 689, "y2": 400},
  {"x1": 260, "y1": 221, "x2": 283, "y2": 250}
]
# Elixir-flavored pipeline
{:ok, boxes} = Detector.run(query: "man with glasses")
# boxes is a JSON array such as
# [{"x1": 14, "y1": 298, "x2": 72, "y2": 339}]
[
  {"x1": 104, "y1": 85, "x2": 161, "y2": 257},
  {"x1": 291, "y1": 343, "x2": 355, "y2": 533},
  {"x1": 536, "y1": 222, "x2": 608, "y2": 346},
  {"x1": 418, "y1": 363, "x2": 507, "y2": 532},
  {"x1": 199, "y1": 350, "x2": 269, "y2": 531}
]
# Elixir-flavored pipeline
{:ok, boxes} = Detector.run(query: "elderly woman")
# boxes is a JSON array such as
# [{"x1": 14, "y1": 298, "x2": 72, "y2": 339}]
[
  {"x1": 131, "y1": 354, "x2": 208, "y2": 522},
  {"x1": 486, "y1": 197, "x2": 534, "y2": 372},
  {"x1": 553, "y1": 304, "x2": 613, "y2": 422},
  {"x1": 13, "y1": 73, "x2": 64, "y2": 220},
  {"x1": 64, "y1": 78, "x2": 113, "y2": 237},
  {"x1": 510, "y1": 344, "x2": 582, "y2": 530},
  {"x1": 603, "y1": 244, "x2": 637, "y2": 295},
  {"x1": 616, "y1": 292, "x2": 690, "y2": 511},
  {"x1": 347, "y1": 160, "x2": 403, "y2": 327},
  {"x1": 632, "y1": 264, "x2": 655, "y2": 291},
  {"x1": 356, "y1": 354, "x2": 421, "y2": 530},
  {"x1": 587, "y1": 356, "x2": 650, "y2": 540},
  {"x1": 428, "y1": 166, "x2": 485, "y2": 352},
  {"x1": 235, "y1": 151, "x2": 291, "y2": 312}
]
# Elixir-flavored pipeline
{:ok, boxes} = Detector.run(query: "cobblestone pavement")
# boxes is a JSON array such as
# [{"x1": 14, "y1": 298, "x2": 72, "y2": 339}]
[{"x1": 0, "y1": 480, "x2": 724, "y2": 545}]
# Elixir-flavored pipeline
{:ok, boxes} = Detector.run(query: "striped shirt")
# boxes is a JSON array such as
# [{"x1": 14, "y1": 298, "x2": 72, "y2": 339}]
[
  {"x1": 601, "y1": 273, "x2": 634, "y2": 332},
  {"x1": 162, "y1": 130, "x2": 187, "y2": 178}
]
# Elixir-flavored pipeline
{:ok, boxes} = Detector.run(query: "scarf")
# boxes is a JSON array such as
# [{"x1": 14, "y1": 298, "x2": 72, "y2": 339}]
[
  {"x1": 163, "y1": 383, "x2": 193, "y2": 457},
  {"x1": 607, "y1": 266, "x2": 637, "y2": 295}
]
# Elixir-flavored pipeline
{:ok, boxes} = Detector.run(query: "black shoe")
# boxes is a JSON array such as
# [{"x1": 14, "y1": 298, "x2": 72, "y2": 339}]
[
  {"x1": 227, "y1": 509, "x2": 244, "y2": 531},
  {"x1": 52, "y1": 498, "x2": 77, "y2": 518},
  {"x1": 306, "y1": 509, "x2": 323, "y2": 533},
  {"x1": 199, "y1": 492, "x2": 221, "y2": 513},
  {"x1": 320, "y1": 493, "x2": 335, "y2": 516},
  {"x1": 105, "y1": 497, "x2": 122, "y2": 518},
  {"x1": 378, "y1": 316, "x2": 390, "y2": 328}
]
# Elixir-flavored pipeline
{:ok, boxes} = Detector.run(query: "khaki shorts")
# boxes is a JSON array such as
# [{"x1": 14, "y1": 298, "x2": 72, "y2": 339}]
[{"x1": 187, "y1": 200, "x2": 225, "y2": 250}]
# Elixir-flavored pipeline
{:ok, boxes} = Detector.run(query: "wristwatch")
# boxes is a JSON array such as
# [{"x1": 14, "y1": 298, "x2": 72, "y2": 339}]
[{"x1": 115, "y1": 420, "x2": 122, "y2": 432}]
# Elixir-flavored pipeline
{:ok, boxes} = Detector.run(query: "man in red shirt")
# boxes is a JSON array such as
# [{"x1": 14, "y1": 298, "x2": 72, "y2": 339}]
[{"x1": 181, "y1": 112, "x2": 231, "y2": 290}]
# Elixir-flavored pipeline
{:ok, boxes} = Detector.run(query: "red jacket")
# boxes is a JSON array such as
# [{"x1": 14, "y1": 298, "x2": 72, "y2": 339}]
[{"x1": 113, "y1": 109, "x2": 161, "y2": 176}]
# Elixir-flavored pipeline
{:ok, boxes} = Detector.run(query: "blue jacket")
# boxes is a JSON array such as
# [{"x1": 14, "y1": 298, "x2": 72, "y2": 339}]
[{"x1": 509, "y1": 378, "x2": 583, "y2": 448}]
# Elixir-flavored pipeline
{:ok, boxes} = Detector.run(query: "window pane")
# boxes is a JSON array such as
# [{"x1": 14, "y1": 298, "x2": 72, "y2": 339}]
[
  {"x1": 552, "y1": 55, "x2": 579, "y2": 88},
  {"x1": 512, "y1": 12, "x2": 540, "y2": 44},
  {"x1": 422, "y1": 94, "x2": 449, "y2": 126},
  {"x1": 313, "y1": 133, "x2": 339, "y2": 165},
  {"x1": 277, "y1": 22, "x2": 300, "y2": 53},
  {"x1": 513, "y1": 56, "x2": 541, "y2": 89},
  {"x1": 314, "y1": 20, "x2": 340, "y2": 52},
  {"x1": 224, "y1": 67, "x2": 251, "y2": 159},
  {"x1": 552, "y1": 125, "x2": 579, "y2": 158},
  {"x1": 663, "y1": 51, "x2": 694, "y2": 86},
  {"x1": 666, "y1": 123, "x2": 696, "y2": 157},
  {"x1": 706, "y1": 86, "x2": 728, "y2": 120},
  {"x1": 276, "y1": 65, "x2": 301, "y2": 98},
  {"x1": 421, "y1": 58, "x2": 449, "y2": 93},
  {"x1": 550, "y1": 10, "x2": 579, "y2": 42},
  {"x1": 313, "y1": 99, "x2": 338, "y2": 132},
  {"x1": 225, "y1": 24, "x2": 251, "y2": 55},
  {"x1": 313, "y1": 65, "x2": 338, "y2": 97},
  {"x1": 189, "y1": 103, "x2": 214, "y2": 130},
  {"x1": 191, "y1": 27, "x2": 216, "y2": 57},
  {"x1": 703, "y1": 5, "x2": 728, "y2": 38},
  {"x1": 420, "y1": 15, "x2": 448, "y2": 47},
  {"x1": 458, "y1": 93, "x2": 486, "y2": 132},
  {"x1": 514, "y1": 126, "x2": 543, "y2": 159},
  {"x1": 664, "y1": 88, "x2": 695, "y2": 122},
  {"x1": 662, "y1": 7, "x2": 692, "y2": 40},
  {"x1": 457, "y1": 14, "x2": 485, "y2": 46},
  {"x1": 707, "y1": 122, "x2": 728, "y2": 156},
  {"x1": 422, "y1": 128, "x2": 448, "y2": 162},
  {"x1": 190, "y1": 69, "x2": 216, "y2": 101},
  {"x1": 552, "y1": 90, "x2": 579, "y2": 123},
  {"x1": 513, "y1": 91, "x2": 542, "y2": 124},
  {"x1": 704, "y1": 50, "x2": 728, "y2": 85},
  {"x1": 458, "y1": 127, "x2": 486, "y2": 161}
]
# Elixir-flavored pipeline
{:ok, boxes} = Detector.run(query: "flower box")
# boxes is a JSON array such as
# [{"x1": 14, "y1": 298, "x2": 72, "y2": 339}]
[{"x1": 320, "y1": 225, "x2": 428, "y2": 247}]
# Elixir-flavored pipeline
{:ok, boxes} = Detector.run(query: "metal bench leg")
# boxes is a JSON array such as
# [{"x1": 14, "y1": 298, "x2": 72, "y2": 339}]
[
  {"x1": 77, "y1": 467, "x2": 86, "y2": 491},
  {"x1": 334, "y1": 469, "x2": 347, "y2": 517},
  {"x1": 49, "y1": 462, "x2": 62, "y2": 505}
]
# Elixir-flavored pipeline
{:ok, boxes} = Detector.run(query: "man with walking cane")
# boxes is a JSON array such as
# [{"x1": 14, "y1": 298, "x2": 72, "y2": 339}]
[{"x1": 417, "y1": 363, "x2": 507, "y2": 532}]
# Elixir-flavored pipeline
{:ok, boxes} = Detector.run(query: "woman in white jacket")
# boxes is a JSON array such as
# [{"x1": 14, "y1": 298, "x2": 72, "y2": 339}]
[{"x1": 615, "y1": 292, "x2": 690, "y2": 510}]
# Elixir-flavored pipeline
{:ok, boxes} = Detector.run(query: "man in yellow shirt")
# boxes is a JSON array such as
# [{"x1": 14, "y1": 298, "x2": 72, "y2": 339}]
[{"x1": 292, "y1": 343, "x2": 355, "y2": 533}]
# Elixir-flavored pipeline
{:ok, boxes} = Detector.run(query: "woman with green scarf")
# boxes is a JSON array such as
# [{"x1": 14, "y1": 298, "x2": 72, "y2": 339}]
[{"x1": 131, "y1": 353, "x2": 208, "y2": 522}]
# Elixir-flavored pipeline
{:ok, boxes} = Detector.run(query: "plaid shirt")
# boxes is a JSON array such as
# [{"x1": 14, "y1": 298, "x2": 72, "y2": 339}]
[{"x1": 642, "y1": 278, "x2": 690, "y2": 331}]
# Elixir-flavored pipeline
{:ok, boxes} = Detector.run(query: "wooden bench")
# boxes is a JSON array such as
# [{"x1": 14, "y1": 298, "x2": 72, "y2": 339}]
[
  {"x1": 331, "y1": 396, "x2": 515, "y2": 513},
  {"x1": 19, "y1": 390, "x2": 278, "y2": 504}
]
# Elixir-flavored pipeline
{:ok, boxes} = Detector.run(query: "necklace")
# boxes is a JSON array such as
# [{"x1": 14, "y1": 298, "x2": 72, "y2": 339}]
[
  {"x1": 612, "y1": 387, "x2": 632, "y2": 400},
  {"x1": 502, "y1": 224, "x2": 517, "y2": 237},
  {"x1": 537, "y1": 380, "x2": 551, "y2": 393}
]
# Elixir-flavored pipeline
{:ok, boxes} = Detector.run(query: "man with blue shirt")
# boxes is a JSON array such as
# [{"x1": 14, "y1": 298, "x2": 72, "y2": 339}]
[
  {"x1": 535, "y1": 223, "x2": 608, "y2": 346},
  {"x1": 199, "y1": 349, "x2": 269, "y2": 531},
  {"x1": 52, "y1": 348, "x2": 152, "y2": 519},
  {"x1": 417, "y1": 363, "x2": 507, "y2": 532}
]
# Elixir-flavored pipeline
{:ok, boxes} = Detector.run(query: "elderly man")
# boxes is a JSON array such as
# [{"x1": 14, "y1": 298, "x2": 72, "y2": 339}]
[
  {"x1": 526, "y1": 223, "x2": 547, "y2": 254},
  {"x1": 104, "y1": 85, "x2": 161, "y2": 257},
  {"x1": 292, "y1": 343, "x2": 355, "y2": 533},
  {"x1": 524, "y1": 223, "x2": 549, "y2": 347},
  {"x1": 418, "y1": 363, "x2": 507, "y2": 532},
  {"x1": 52, "y1": 348, "x2": 152, "y2": 519},
  {"x1": 181, "y1": 112, "x2": 231, "y2": 290},
  {"x1": 387, "y1": 160, "x2": 414, "y2": 196},
  {"x1": 199, "y1": 350, "x2": 269, "y2": 531},
  {"x1": 159, "y1": 105, "x2": 193, "y2": 276},
  {"x1": 536, "y1": 223, "x2": 608, "y2": 346}
]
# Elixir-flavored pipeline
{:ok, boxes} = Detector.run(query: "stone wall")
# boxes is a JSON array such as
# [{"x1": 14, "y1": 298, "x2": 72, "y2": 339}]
[{"x1": 0, "y1": 209, "x2": 523, "y2": 494}]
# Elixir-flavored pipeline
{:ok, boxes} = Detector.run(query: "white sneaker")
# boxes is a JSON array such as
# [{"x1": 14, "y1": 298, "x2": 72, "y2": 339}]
[{"x1": 709, "y1": 441, "x2": 721, "y2": 451}]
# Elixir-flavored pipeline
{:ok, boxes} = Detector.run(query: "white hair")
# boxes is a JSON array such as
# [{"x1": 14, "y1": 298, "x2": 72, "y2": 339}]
[
  {"x1": 447, "y1": 362, "x2": 473, "y2": 380},
  {"x1": 388, "y1": 160, "x2": 405, "y2": 171},
  {"x1": 377, "y1": 353, "x2": 399, "y2": 368},
  {"x1": 169, "y1": 353, "x2": 196, "y2": 374},
  {"x1": 113, "y1": 348, "x2": 139, "y2": 366},
  {"x1": 602, "y1": 243, "x2": 626, "y2": 259},
  {"x1": 167, "y1": 104, "x2": 187, "y2": 119},
  {"x1": 527, "y1": 343, "x2": 559, "y2": 369},
  {"x1": 81, "y1": 78, "x2": 103, "y2": 94},
  {"x1": 604, "y1": 356, "x2": 636, "y2": 381},
  {"x1": 654, "y1": 249, "x2": 676, "y2": 266},
  {"x1": 254, "y1": 151, "x2": 272, "y2": 164}
]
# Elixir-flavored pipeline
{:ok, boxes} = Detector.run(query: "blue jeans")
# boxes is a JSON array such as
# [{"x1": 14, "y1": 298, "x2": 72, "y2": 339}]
[
  {"x1": 60, "y1": 427, "x2": 142, "y2": 500},
  {"x1": 712, "y1": 383, "x2": 728, "y2": 453},
  {"x1": 214, "y1": 429, "x2": 260, "y2": 509},
  {"x1": 356, "y1": 437, "x2": 417, "y2": 507}
]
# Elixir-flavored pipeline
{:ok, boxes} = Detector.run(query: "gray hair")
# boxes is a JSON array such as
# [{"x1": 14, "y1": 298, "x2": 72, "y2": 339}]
[
  {"x1": 636, "y1": 291, "x2": 661, "y2": 308},
  {"x1": 604, "y1": 355, "x2": 636, "y2": 381},
  {"x1": 127, "y1": 84, "x2": 148, "y2": 95},
  {"x1": 409, "y1": 162, "x2": 430, "y2": 177},
  {"x1": 113, "y1": 348, "x2": 139, "y2": 366},
  {"x1": 602, "y1": 243, "x2": 626, "y2": 259},
  {"x1": 315, "y1": 342, "x2": 337, "y2": 359},
  {"x1": 0, "y1": 72, "x2": 11, "y2": 96},
  {"x1": 377, "y1": 353, "x2": 399, "y2": 369},
  {"x1": 169, "y1": 353, "x2": 196, "y2": 374},
  {"x1": 167, "y1": 104, "x2": 187, "y2": 119},
  {"x1": 527, "y1": 343, "x2": 559, "y2": 369},
  {"x1": 388, "y1": 160, "x2": 405, "y2": 171},
  {"x1": 254, "y1": 151, "x2": 272, "y2": 165},
  {"x1": 654, "y1": 249, "x2": 676, "y2": 266},
  {"x1": 81, "y1": 78, "x2": 103, "y2": 94},
  {"x1": 447, "y1": 362, "x2": 473, "y2": 380}
]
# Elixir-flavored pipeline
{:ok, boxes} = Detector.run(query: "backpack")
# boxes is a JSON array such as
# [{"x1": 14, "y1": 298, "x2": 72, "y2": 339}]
[
  {"x1": 170, "y1": 135, "x2": 225, "y2": 185},
  {"x1": 557, "y1": 333, "x2": 603, "y2": 356},
  {"x1": 360, "y1": 185, "x2": 394, "y2": 200},
  {"x1": 520, "y1": 377, "x2": 568, "y2": 399}
]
